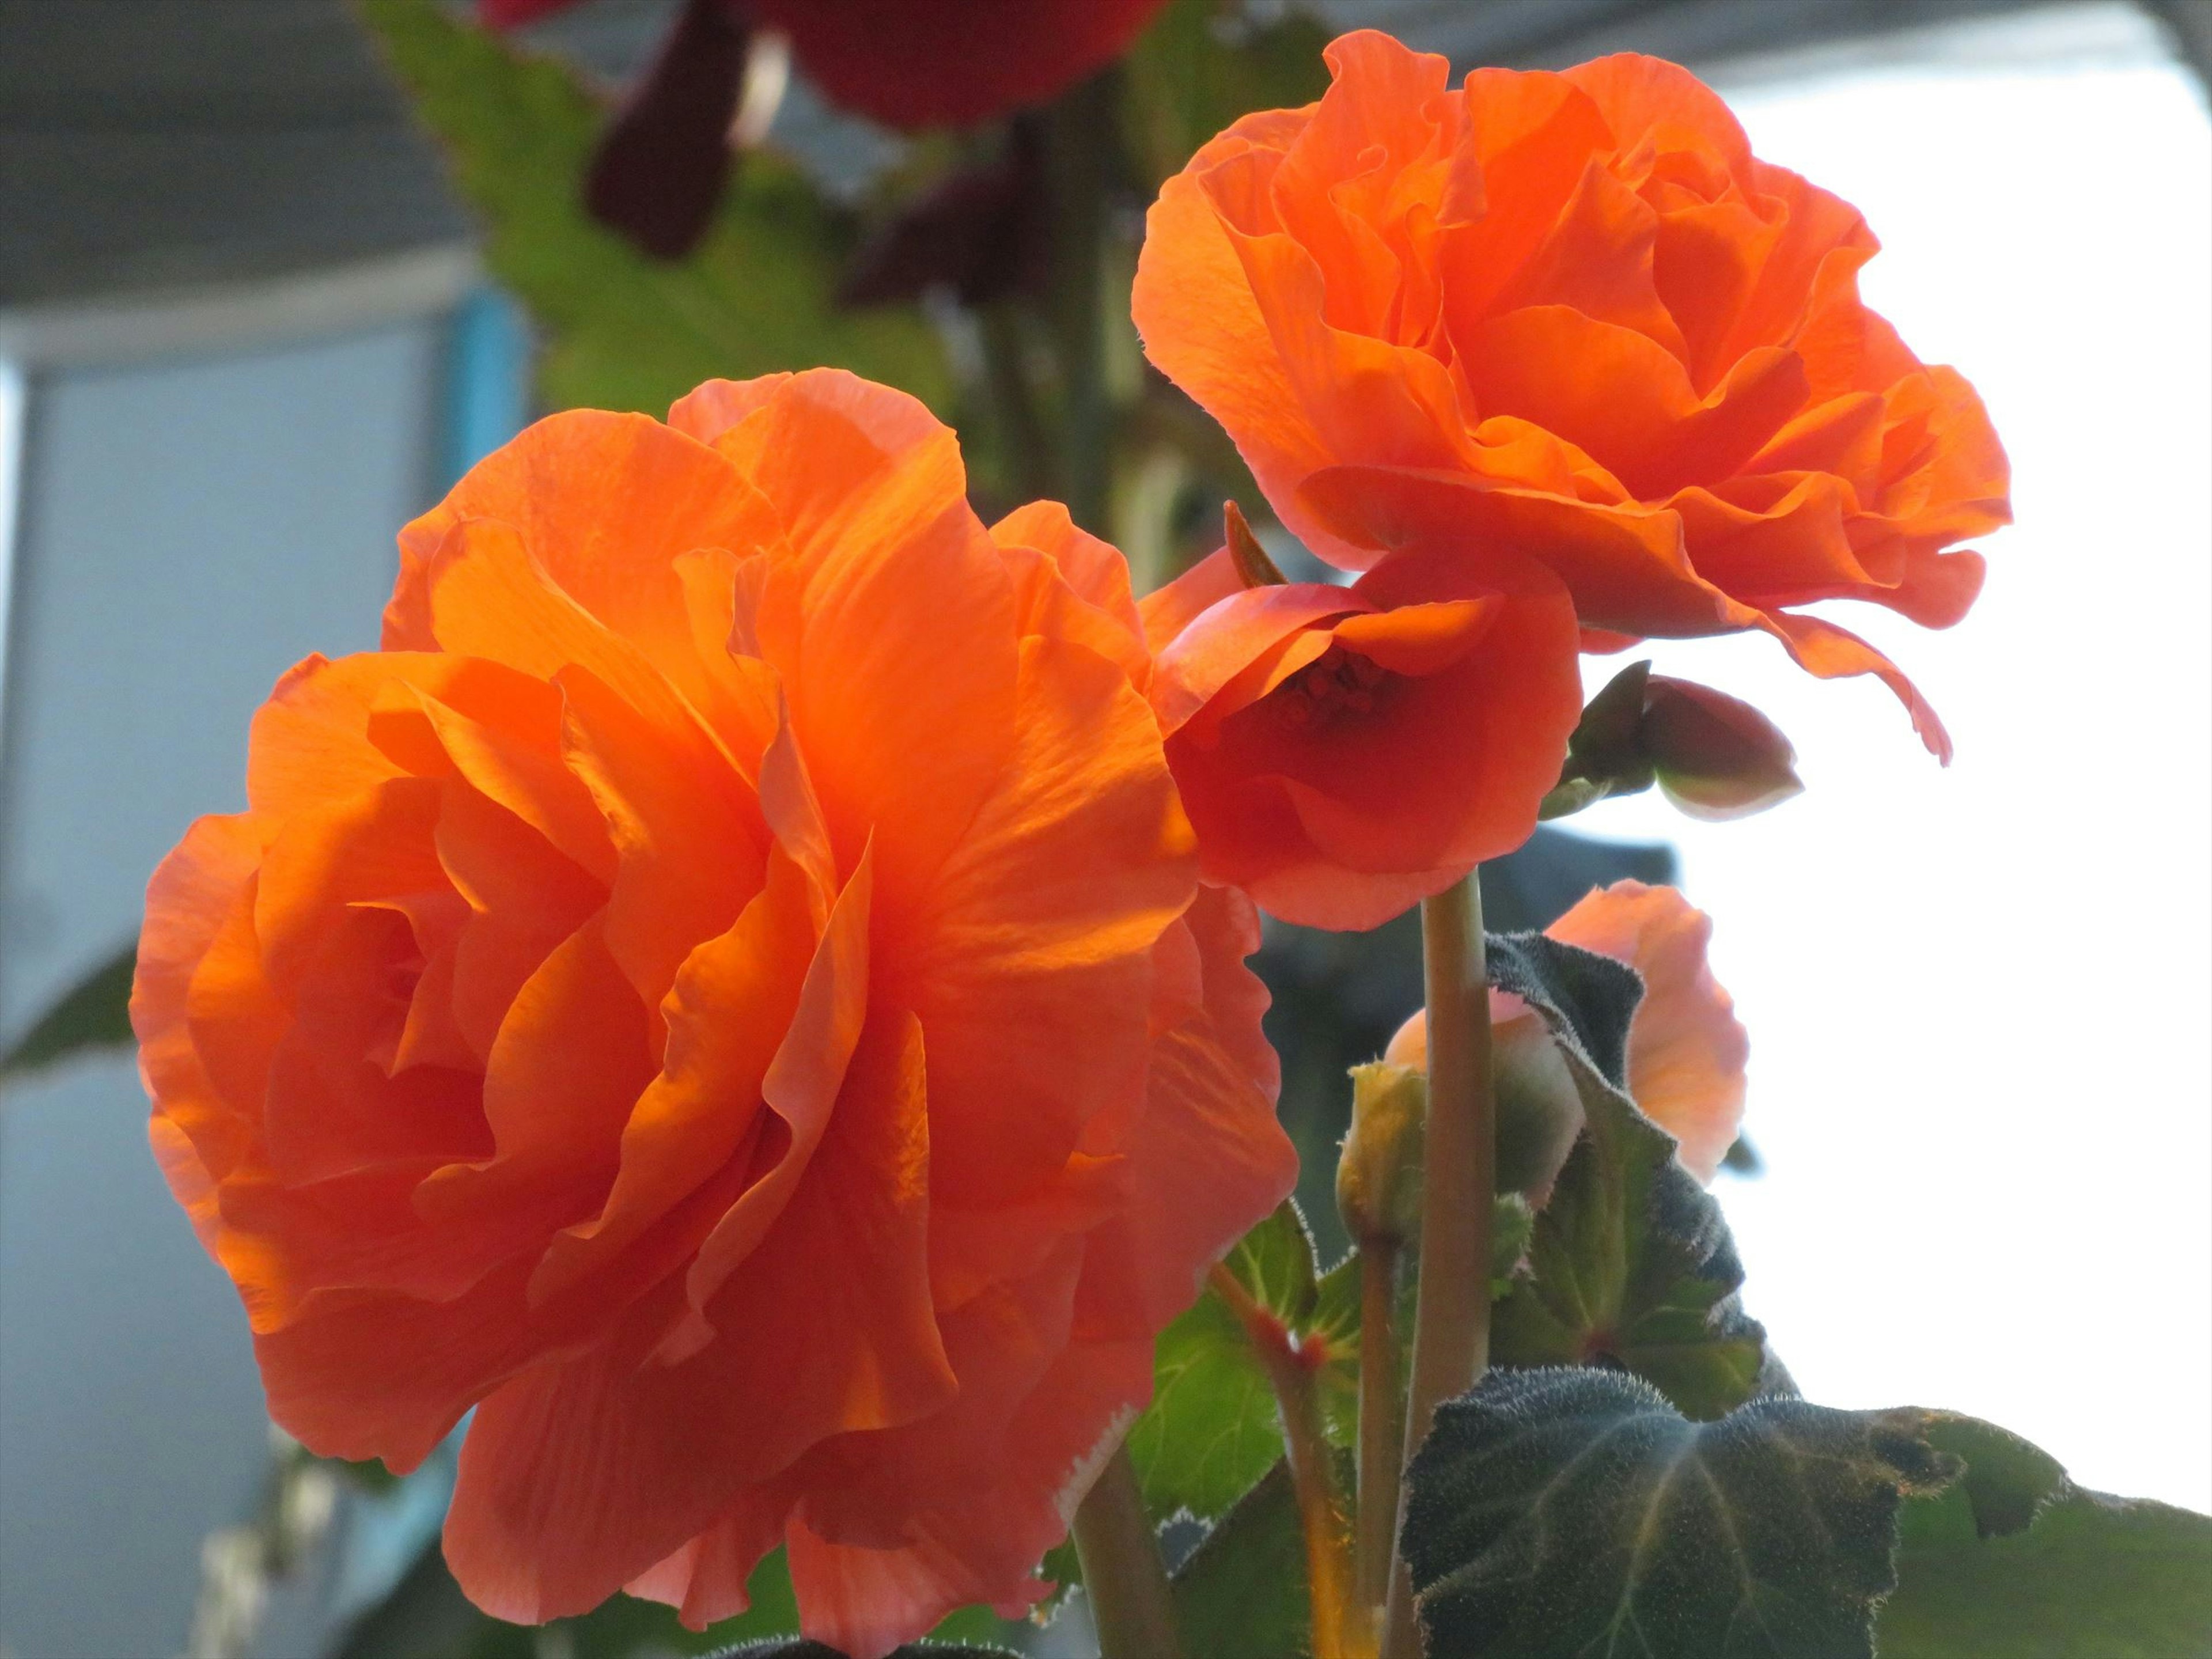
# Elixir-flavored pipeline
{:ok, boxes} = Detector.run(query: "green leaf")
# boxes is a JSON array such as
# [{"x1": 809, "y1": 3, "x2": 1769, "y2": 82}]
[
  {"x1": 1, "y1": 944, "x2": 135, "y2": 1081},
  {"x1": 1130, "y1": 1279, "x2": 1290, "y2": 1523},
  {"x1": 1478, "y1": 929, "x2": 1767, "y2": 1418},
  {"x1": 1492, "y1": 1068, "x2": 1766, "y2": 1419},
  {"x1": 1168, "y1": 1461, "x2": 1310, "y2": 1659},
  {"x1": 1122, "y1": 0, "x2": 1333, "y2": 190},
  {"x1": 1877, "y1": 1416, "x2": 2212, "y2": 1657},
  {"x1": 1127, "y1": 1203, "x2": 1349, "y2": 1522},
  {"x1": 1401, "y1": 1366, "x2": 1958, "y2": 1659},
  {"x1": 358, "y1": 0, "x2": 949, "y2": 418}
]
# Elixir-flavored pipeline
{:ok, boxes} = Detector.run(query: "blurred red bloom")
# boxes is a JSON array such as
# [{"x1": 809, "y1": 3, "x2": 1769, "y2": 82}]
[{"x1": 484, "y1": 0, "x2": 1168, "y2": 130}]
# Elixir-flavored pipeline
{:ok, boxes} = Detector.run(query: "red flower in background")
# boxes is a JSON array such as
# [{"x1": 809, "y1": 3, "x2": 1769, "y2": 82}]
[
  {"x1": 487, "y1": 0, "x2": 1162, "y2": 130},
  {"x1": 744, "y1": 0, "x2": 1167, "y2": 131},
  {"x1": 482, "y1": 0, "x2": 1166, "y2": 254}
]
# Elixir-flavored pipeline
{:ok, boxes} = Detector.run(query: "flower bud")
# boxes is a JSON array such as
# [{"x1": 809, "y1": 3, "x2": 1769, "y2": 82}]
[
  {"x1": 1488, "y1": 1007, "x2": 1586, "y2": 1201},
  {"x1": 1641, "y1": 675, "x2": 1803, "y2": 820},
  {"x1": 1540, "y1": 660, "x2": 1656, "y2": 818},
  {"x1": 1338, "y1": 1060, "x2": 1426, "y2": 1248},
  {"x1": 1368, "y1": 1001, "x2": 1588, "y2": 1212},
  {"x1": 1542, "y1": 662, "x2": 1801, "y2": 823}
]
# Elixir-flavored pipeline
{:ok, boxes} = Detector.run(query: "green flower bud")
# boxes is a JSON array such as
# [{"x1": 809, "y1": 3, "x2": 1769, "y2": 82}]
[
  {"x1": 1489, "y1": 1009, "x2": 1586, "y2": 1201},
  {"x1": 1337, "y1": 1060, "x2": 1426, "y2": 1247}
]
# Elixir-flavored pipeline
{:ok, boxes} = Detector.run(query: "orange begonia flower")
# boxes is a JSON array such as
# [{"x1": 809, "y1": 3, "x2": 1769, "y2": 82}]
[
  {"x1": 1139, "y1": 533, "x2": 1582, "y2": 931},
  {"x1": 134, "y1": 371, "x2": 1294, "y2": 1658},
  {"x1": 1387, "y1": 880, "x2": 1747, "y2": 1183},
  {"x1": 1133, "y1": 31, "x2": 2012, "y2": 759}
]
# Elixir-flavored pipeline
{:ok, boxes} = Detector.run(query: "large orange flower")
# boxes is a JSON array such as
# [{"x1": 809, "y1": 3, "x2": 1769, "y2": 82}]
[
  {"x1": 1140, "y1": 529, "x2": 1581, "y2": 930},
  {"x1": 1133, "y1": 31, "x2": 2011, "y2": 759},
  {"x1": 134, "y1": 371, "x2": 1294, "y2": 1658},
  {"x1": 1388, "y1": 880, "x2": 1748, "y2": 1183}
]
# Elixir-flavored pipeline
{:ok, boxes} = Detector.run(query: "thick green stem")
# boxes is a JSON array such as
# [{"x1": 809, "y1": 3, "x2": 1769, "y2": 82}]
[
  {"x1": 1382, "y1": 874, "x2": 1495, "y2": 1658},
  {"x1": 1071, "y1": 1442, "x2": 1183, "y2": 1659},
  {"x1": 1354, "y1": 1237, "x2": 1403, "y2": 1612}
]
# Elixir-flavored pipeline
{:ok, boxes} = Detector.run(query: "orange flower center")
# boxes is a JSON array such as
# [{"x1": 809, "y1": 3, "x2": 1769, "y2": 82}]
[{"x1": 1271, "y1": 643, "x2": 1399, "y2": 726}]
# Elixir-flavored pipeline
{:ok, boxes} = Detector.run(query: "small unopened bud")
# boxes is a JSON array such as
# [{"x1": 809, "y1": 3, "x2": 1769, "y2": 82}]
[
  {"x1": 1370, "y1": 1003, "x2": 1588, "y2": 1210},
  {"x1": 1338, "y1": 1061, "x2": 1426, "y2": 1248},
  {"x1": 1540, "y1": 660, "x2": 1656, "y2": 819},
  {"x1": 1488, "y1": 1009, "x2": 1586, "y2": 1200},
  {"x1": 1641, "y1": 676, "x2": 1803, "y2": 820},
  {"x1": 1541, "y1": 661, "x2": 1801, "y2": 824}
]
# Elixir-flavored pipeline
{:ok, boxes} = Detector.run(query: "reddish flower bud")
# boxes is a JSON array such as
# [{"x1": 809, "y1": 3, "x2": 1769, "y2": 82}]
[
  {"x1": 1641, "y1": 676, "x2": 1804, "y2": 821},
  {"x1": 1543, "y1": 661, "x2": 1801, "y2": 824}
]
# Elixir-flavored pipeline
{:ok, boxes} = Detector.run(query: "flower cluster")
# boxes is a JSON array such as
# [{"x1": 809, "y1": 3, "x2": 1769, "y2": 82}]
[
  {"x1": 1135, "y1": 32, "x2": 2010, "y2": 919},
  {"x1": 134, "y1": 26, "x2": 2009, "y2": 1659}
]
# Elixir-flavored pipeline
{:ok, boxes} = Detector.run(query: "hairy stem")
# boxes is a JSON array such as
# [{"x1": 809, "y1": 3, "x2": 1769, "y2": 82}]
[
  {"x1": 1210, "y1": 1264, "x2": 1365, "y2": 1659},
  {"x1": 1382, "y1": 874, "x2": 1495, "y2": 1658},
  {"x1": 1354, "y1": 1236, "x2": 1403, "y2": 1612},
  {"x1": 1070, "y1": 1442, "x2": 1183, "y2": 1659}
]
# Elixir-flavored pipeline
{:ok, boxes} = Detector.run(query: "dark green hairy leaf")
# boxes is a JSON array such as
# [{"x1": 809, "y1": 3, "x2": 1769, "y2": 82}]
[
  {"x1": 1878, "y1": 1415, "x2": 2212, "y2": 1656},
  {"x1": 1491, "y1": 1074, "x2": 1767, "y2": 1420},
  {"x1": 1484, "y1": 927, "x2": 1764, "y2": 1419},
  {"x1": 1483, "y1": 929, "x2": 1642, "y2": 1090},
  {"x1": 359, "y1": 0, "x2": 948, "y2": 418},
  {"x1": 1, "y1": 944, "x2": 136, "y2": 1081},
  {"x1": 1402, "y1": 1367, "x2": 1957, "y2": 1659}
]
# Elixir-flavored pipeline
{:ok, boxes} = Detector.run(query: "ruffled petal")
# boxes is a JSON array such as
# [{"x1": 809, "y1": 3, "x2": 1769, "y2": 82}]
[
  {"x1": 1546, "y1": 881, "x2": 1747, "y2": 1183},
  {"x1": 895, "y1": 637, "x2": 1195, "y2": 1200}
]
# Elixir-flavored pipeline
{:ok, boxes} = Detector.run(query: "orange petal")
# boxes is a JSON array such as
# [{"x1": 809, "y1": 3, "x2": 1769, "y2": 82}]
[
  {"x1": 785, "y1": 1335, "x2": 1154, "y2": 1659},
  {"x1": 1547, "y1": 880, "x2": 1747, "y2": 1183},
  {"x1": 1759, "y1": 608, "x2": 1952, "y2": 762},
  {"x1": 991, "y1": 500, "x2": 1151, "y2": 691},
  {"x1": 1074, "y1": 886, "x2": 1297, "y2": 1336},
  {"x1": 136, "y1": 813, "x2": 264, "y2": 1244},
  {"x1": 711, "y1": 374, "x2": 1025, "y2": 907},
  {"x1": 387, "y1": 408, "x2": 782, "y2": 725},
  {"x1": 1297, "y1": 465, "x2": 1752, "y2": 639},
  {"x1": 892, "y1": 637, "x2": 1195, "y2": 1202},
  {"x1": 1134, "y1": 169, "x2": 1373, "y2": 571},
  {"x1": 1149, "y1": 581, "x2": 1367, "y2": 734},
  {"x1": 444, "y1": 1007, "x2": 954, "y2": 1624}
]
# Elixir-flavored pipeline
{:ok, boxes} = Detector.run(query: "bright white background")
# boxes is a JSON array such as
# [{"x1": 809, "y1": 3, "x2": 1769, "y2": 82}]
[{"x1": 1580, "y1": 6, "x2": 2212, "y2": 1511}]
